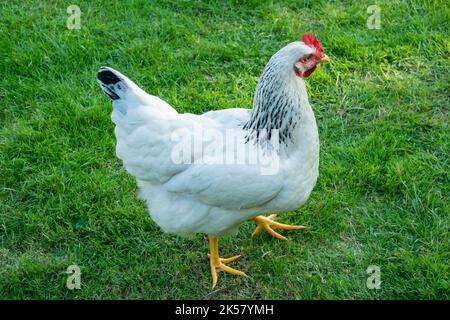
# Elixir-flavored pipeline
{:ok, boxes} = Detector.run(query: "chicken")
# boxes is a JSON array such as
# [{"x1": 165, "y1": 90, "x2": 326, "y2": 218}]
[{"x1": 97, "y1": 33, "x2": 330, "y2": 288}]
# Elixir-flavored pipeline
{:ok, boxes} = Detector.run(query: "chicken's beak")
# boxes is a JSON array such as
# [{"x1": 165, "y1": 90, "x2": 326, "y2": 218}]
[{"x1": 321, "y1": 54, "x2": 330, "y2": 64}]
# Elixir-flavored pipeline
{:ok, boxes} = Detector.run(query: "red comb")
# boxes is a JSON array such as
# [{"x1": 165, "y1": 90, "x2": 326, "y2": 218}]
[{"x1": 301, "y1": 33, "x2": 324, "y2": 56}]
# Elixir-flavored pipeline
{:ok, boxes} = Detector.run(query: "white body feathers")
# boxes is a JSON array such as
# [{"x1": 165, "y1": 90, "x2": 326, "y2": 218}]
[{"x1": 98, "y1": 41, "x2": 320, "y2": 236}]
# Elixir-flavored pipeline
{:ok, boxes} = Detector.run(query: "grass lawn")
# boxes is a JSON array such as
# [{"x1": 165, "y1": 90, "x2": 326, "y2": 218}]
[{"x1": 0, "y1": 0, "x2": 448, "y2": 299}]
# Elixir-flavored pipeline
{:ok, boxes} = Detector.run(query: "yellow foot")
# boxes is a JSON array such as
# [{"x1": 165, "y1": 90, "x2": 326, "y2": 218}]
[
  {"x1": 252, "y1": 214, "x2": 305, "y2": 241},
  {"x1": 208, "y1": 236, "x2": 247, "y2": 288}
]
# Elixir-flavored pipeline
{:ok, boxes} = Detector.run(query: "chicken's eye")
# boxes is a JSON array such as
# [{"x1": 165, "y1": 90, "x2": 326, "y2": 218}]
[{"x1": 299, "y1": 54, "x2": 313, "y2": 64}]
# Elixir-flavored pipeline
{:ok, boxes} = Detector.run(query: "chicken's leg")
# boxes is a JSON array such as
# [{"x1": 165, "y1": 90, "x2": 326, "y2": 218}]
[
  {"x1": 252, "y1": 214, "x2": 305, "y2": 240},
  {"x1": 208, "y1": 236, "x2": 247, "y2": 288}
]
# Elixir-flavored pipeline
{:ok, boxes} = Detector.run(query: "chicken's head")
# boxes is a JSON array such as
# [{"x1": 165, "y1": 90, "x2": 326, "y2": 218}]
[
  {"x1": 292, "y1": 33, "x2": 330, "y2": 78},
  {"x1": 264, "y1": 34, "x2": 329, "y2": 80}
]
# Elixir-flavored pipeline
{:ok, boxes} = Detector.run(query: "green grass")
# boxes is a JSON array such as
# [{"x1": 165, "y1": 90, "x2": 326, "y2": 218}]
[{"x1": 0, "y1": 0, "x2": 448, "y2": 299}]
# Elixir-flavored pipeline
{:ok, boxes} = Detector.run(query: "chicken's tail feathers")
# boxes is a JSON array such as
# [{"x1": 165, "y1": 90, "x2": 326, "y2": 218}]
[
  {"x1": 97, "y1": 66, "x2": 178, "y2": 117},
  {"x1": 96, "y1": 66, "x2": 131, "y2": 100}
]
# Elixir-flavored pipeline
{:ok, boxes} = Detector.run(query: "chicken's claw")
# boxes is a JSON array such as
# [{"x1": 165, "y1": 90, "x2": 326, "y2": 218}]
[
  {"x1": 208, "y1": 236, "x2": 247, "y2": 288},
  {"x1": 252, "y1": 214, "x2": 305, "y2": 240}
]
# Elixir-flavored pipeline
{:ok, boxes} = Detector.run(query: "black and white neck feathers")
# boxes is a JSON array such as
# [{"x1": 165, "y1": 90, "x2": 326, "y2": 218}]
[{"x1": 244, "y1": 42, "x2": 314, "y2": 148}]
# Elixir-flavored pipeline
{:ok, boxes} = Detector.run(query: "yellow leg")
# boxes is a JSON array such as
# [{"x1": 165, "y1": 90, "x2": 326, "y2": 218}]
[
  {"x1": 252, "y1": 214, "x2": 305, "y2": 241},
  {"x1": 208, "y1": 236, "x2": 247, "y2": 288}
]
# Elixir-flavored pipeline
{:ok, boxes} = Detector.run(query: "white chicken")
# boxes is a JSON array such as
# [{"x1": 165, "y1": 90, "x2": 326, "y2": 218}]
[{"x1": 97, "y1": 33, "x2": 330, "y2": 287}]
